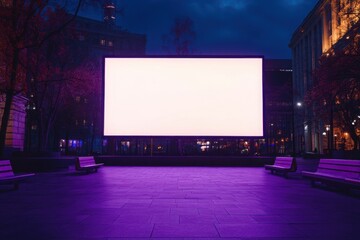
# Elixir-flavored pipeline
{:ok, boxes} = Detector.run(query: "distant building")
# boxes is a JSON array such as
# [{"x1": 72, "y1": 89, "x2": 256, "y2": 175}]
[
  {"x1": 26, "y1": 4, "x2": 146, "y2": 154},
  {"x1": 70, "y1": 15, "x2": 146, "y2": 57},
  {"x1": 289, "y1": 0, "x2": 360, "y2": 154},
  {"x1": 263, "y1": 59, "x2": 293, "y2": 156},
  {"x1": 59, "y1": 13, "x2": 146, "y2": 154}
]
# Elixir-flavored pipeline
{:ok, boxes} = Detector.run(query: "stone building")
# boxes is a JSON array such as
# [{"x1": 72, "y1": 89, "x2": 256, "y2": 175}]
[
  {"x1": 0, "y1": 95, "x2": 27, "y2": 153},
  {"x1": 54, "y1": 7, "x2": 146, "y2": 154},
  {"x1": 25, "y1": 3, "x2": 146, "y2": 154},
  {"x1": 289, "y1": 0, "x2": 359, "y2": 154}
]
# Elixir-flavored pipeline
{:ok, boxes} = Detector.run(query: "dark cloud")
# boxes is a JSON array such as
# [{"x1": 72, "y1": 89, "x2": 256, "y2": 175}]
[{"x1": 82, "y1": 0, "x2": 318, "y2": 58}]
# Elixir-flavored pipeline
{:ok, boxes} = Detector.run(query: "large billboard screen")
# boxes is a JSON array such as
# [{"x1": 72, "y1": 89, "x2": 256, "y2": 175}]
[{"x1": 104, "y1": 57, "x2": 263, "y2": 137}]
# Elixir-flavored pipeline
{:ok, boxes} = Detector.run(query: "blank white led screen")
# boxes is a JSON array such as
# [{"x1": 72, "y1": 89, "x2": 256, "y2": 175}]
[{"x1": 104, "y1": 57, "x2": 263, "y2": 137}]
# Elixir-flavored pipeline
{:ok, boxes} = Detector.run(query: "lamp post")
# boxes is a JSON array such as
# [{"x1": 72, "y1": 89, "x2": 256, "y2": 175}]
[
  {"x1": 325, "y1": 125, "x2": 330, "y2": 155},
  {"x1": 292, "y1": 101, "x2": 303, "y2": 157}
]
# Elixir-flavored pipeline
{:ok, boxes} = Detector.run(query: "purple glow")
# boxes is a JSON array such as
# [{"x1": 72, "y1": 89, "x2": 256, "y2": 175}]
[{"x1": 1, "y1": 165, "x2": 360, "y2": 239}]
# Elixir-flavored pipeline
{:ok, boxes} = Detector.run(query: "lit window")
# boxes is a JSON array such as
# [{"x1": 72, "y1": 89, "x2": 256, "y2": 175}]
[
  {"x1": 100, "y1": 39, "x2": 106, "y2": 45},
  {"x1": 59, "y1": 139, "x2": 66, "y2": 148},
  {"x1": 108, "y1": 41, "x2": 113, "y2": 47}
]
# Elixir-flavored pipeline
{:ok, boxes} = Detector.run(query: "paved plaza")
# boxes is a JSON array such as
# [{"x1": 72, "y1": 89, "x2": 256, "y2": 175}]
[{"x1": 1, "y1": 163, "x2": 359, "y2": 239}]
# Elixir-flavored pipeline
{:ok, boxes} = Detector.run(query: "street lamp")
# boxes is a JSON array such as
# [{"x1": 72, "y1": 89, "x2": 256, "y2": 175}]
[
  {"x1": 292, "y1": 101, "x2": 304, "y2": 157},
  {"x1": 325, "y1": 125, "x2": 330, "y2": 154}
]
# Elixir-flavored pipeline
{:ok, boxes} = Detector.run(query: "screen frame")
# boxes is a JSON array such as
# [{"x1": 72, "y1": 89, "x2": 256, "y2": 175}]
[{"x1": 102, "y1": 55, "x2": 265, "y2": 138}]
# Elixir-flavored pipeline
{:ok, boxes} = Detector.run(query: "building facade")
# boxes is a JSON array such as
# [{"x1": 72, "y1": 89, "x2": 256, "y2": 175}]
[
  {"x1": 70, "y1": 15, "x2": 146, "y2": 57},
  {"x1": 0, "y1": 95, "x2": 27, "y2": 153},
  {"x1": 25, "y1": 6, "x2": 146, "y2": 154},
  {"x1": 57, "y1": 15, "x2": 146, "y2": 155},
  {"x1": 263, "y1": 59, "x2": 293, "y2": 156},
  {"x1": 289, "y1": 0, "x2": 359, "y2": 154}
]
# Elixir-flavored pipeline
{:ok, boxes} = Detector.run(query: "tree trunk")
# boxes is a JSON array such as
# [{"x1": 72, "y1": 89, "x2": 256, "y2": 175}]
[
  {"x1": 329, "y1": 102, "x2": 334, "y2": 157},
  {"x1": 65, "y1": 127, "x2": 69, "y2": 155},
  {"x1": 90, "y1": 122, "x2": 95, "y2": 154},
  {"x1": 37, "y1": 113, "x2": 43, "y2": 152},
  {"x1": 0, "y1": 91, "x2": 14, "y2": 156},
  {"x1": 0, "y1": 47, "x2": 19, "y2": 157},
  {"x1": 350, "y1": 131, "x2": 359, "y2": 150}
]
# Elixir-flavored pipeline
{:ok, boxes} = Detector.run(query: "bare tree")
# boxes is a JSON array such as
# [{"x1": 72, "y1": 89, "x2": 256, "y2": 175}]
[
  {"x1": 162, "y1": 16, "x2": 196, "y2": 55},
  {"x1": 0, "y1": 0, "x2": 83, "y2": 156},
  {"x1": 26, "y1": 21, "x2": 98, "y2": 152},
  {"x1": 306, "y1": 22, "x2": 360, "y2": 150}
]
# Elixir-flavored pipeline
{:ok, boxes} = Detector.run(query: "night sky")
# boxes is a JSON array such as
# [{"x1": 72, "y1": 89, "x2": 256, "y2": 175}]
[{"x1": 81, "y1": 0, "x2": 319, "y2": 59}]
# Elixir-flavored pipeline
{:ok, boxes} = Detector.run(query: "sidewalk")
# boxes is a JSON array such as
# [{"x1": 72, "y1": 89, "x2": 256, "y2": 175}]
[{"x1": 1, "y1": 165, "x2": 359, "y2": 239}]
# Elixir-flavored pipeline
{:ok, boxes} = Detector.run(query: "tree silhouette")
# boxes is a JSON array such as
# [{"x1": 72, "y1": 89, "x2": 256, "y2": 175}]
[
  {"x1": 162, "y1": 16, "x2": 196, "y2": 55},
  {"x1": 306, "y1": 22, "x2": 360, "y2": 150},
  {"x1": 0, "y1": 0, "x2": 83, "y2": 156},
  {"x1": 26, "y1": 18, "x2": 99, "y2": 152}
]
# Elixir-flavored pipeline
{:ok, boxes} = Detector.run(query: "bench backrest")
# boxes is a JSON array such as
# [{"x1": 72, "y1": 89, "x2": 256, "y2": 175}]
[
  {"x1": 76, "y1": 156, "x2": 96, "y2": 169},
  {"x1": 274, "y1": 157, "x2": 295, "y2": 169},
  {"x1": 317, "y1": 159, "x2": 360, "y2": 179},
  {"x1": 0, "y1": 160, "x2": 15, "y2": 178}
]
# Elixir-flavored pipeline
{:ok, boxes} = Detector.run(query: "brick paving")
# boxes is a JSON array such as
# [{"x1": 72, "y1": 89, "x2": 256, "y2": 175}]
[{"x1": 1, "y1": 160, "x2": 359, "y2": 239}]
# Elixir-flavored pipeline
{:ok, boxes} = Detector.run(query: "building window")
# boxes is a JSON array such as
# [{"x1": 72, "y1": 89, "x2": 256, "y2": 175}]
[
  {"x1": 108, "y1": 41, "x2": 113, "y2": 47},
  {"x1": 100, "y1": 39, "x2": 106, "y2": 46}
]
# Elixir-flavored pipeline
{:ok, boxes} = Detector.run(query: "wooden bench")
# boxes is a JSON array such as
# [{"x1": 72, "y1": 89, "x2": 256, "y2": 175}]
[
  {"x1": 302, "y1": 158, "x2": 360, "y2": 189},
  {"x1": 0, "y1": 160, "x2": 35, "y2": 190},
  {"x1": 264, "y1": 157, "x2": 297, "y2": 177},
  {"x1": 75, "y1": 156, "x2": 104, "y2": 173}
]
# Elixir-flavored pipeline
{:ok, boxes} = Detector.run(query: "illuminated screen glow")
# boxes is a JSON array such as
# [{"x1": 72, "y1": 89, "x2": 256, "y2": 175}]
[{"x1": 104, "y1": 57, "x2": 263, "y2": 137}]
